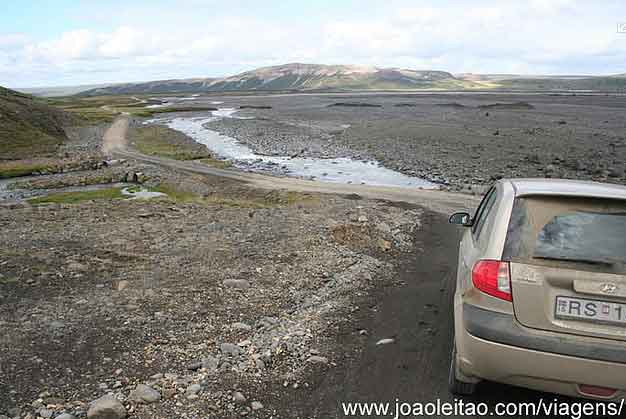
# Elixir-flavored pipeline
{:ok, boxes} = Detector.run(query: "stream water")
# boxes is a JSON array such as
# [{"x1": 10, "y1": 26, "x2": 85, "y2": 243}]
[{"x1": 145, "y1": 108, "x2": 437, "y2": 189}]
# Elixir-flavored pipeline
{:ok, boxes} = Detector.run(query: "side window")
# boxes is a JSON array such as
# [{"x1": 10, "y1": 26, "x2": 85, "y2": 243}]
[
  {"x1": 472, "y1": 187, "x2": 497, "y2": 240},
  {"x1": 471, "y1": 188, "x2": 494, "y2": 232}
]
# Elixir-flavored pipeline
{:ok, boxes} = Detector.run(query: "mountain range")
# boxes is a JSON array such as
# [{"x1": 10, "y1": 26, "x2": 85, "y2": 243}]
[
  {"x1": 76, "y1": 63, "x2": 484, "y2": 96},
  {"x1": 19, "y1": 63, "x2": 626, "y2": 97}
]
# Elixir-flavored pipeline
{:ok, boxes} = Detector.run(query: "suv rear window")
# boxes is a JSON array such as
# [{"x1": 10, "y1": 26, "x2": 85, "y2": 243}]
[{"x1": 503, "y1": 196, "x2": 626, "y2": 273}]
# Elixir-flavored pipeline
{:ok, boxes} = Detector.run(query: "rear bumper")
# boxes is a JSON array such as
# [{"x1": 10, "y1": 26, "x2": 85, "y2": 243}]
[
  {"x1": 458, "y1": 303, "x2": 626, "y2": 399},
  {"x1": 464, "y1": 304, "x2": 626, "y2": 364}
]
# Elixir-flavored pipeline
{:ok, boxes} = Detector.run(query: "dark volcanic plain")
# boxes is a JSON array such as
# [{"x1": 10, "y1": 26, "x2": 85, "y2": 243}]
[{"x1": 202, "y1": 92, "x2": 626, "y2": 191}]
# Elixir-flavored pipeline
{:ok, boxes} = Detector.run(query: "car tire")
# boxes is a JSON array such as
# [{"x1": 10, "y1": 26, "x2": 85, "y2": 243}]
[{"x1": 448, "y1": 343, "x2": 477, "y2": 396}]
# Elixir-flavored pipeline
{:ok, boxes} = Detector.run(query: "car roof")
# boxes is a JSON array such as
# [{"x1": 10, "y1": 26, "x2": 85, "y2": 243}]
[{"x1": 503, "y1": 178, "x2": 626, "y2": 200}]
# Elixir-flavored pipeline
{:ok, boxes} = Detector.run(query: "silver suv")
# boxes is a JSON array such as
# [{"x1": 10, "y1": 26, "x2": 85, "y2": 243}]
[{"x1": 449, "y1": 178, "x2": 626, "y2": 399}]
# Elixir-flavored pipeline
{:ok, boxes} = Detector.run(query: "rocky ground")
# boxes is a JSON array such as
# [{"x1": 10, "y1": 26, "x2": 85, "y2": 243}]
[
  {"x1": 4, "y1": 91, "x2": 624, "y2": 419},
  {"x1": 0, "y1": 155, "x2": 424, "y2": 418},
  {"x1": 202, "y1": 93, "x2": 626, "y2": 192}
]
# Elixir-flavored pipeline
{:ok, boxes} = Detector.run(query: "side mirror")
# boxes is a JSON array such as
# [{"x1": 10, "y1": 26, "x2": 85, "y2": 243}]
[{"x1": 449, "y1": 212, "x2": 472, "y2": 226}]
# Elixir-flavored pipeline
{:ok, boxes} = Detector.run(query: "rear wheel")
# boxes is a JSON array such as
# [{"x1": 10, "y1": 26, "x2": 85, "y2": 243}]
[{"x1": 448, "y1": 343, "x2": 477, "y2": 396}]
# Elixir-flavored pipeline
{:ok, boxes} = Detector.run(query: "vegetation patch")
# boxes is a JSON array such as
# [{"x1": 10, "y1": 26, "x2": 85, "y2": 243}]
[
  {"x1": 0, "y1": 160, "x2": 58, "y2": 179},
  {"x1": 28, "y1": 187, "x2": 130, "y2": 205},
  {"x1": 151, "y1": 184, "x2": 200, "y2": 202},
  {"x1": 239, "y1": 105, "x2": 272, "y2": 109},
  {"x1": 130, "y1": 126, "x2": 212, "y2": 160},
  {"x1": 0, "y1": 157, "x2": 101, "y2": 179},
  {"x1": 327, "y1": 102, "x2": 382, "y2": 108},
  {"x1": 151, "y1": 183, "x2": 318, "y2": 208},
  {"x1": 196, "y1": 157, "x2": 232, "y2": 169},
  {"x1": 9, "y1": 171, "x2": 125, "y2": 190},
  {"x1": 478, "y1": 102, "x2": 534, "y2": 110},
  {"x1": 1, "y1": 86, "x2": 79, "y2": 159}
]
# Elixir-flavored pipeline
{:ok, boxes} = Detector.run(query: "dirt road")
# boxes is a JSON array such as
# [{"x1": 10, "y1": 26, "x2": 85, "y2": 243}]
[
  {"x1": 101, "y1": 116, "x2": 129, "y2": 154},
  {"x1": 106, "y1": 117, "x2": 478, "y2": 214},
  {"x1": 284, "y1": 209, "x2": 568, "y2": 418},
  {"x1": 101, "y1": 117, "x2": 568, "y2": 418}
]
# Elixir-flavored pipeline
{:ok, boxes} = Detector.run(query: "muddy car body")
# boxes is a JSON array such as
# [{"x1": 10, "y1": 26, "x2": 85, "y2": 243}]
[{"x1": 449, "y1": 178, "x2": 626, "y2": 399}]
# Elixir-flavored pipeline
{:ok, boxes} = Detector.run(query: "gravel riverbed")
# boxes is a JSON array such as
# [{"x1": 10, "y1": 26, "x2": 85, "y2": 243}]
[{"x1": 200, "y1": 93, "x2": 626, "y2": 192}]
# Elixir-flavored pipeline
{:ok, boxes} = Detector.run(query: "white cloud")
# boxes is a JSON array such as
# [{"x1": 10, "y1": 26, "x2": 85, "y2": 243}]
[{"x1": 1, "y1": 1, "x2": 625, "y2": 86}]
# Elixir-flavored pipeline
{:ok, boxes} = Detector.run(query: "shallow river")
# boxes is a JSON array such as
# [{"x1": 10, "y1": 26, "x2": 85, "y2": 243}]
[{"x1": 147, "y1": 108, "x2": 437, "y2": 189}]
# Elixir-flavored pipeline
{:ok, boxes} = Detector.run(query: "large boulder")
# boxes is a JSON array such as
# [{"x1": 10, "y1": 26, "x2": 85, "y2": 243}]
[
  {"x1": 128, "y1": 384, "x2": 161, "y2": 404},
  {"x1": 87, "y1": 395, "x2": 126, "y2": 419}
]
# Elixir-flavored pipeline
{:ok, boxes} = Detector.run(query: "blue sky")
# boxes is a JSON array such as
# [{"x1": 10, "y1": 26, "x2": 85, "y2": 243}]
[{"x1": 1, "y1": 0, "x2": 625, "y2": 87}]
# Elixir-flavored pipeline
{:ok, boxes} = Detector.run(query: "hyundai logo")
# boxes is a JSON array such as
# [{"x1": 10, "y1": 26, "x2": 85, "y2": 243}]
[{"x1": 601, "y1": 283, "x2": 618, "y2": 294}]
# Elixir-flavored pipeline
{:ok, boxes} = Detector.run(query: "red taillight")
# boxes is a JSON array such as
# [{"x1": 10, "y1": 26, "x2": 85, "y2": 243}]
[
  {"x1": 472, "y1": 260, "x2": 512, "y2": 301},
  {"x1": 578, "y1": 384, "x2": 617, "y2": 398}
]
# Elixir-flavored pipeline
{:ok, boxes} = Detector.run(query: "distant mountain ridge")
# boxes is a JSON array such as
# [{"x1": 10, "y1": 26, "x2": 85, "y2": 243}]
[
  {"x1": 77, "y1": 63, "x2": 482, "y2": 96},
  {"x1": 27, "y1": 63, "x2": 626, "y2": 97}
]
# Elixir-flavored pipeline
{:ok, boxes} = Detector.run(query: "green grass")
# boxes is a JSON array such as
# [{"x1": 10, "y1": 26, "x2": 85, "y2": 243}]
[
  {"x1": 0, "y1": 161, "x2": 57, "y2": 179},
  {"x1": 1, "y1": 87, "x2": 75, "y2": 159},
  {"x1": 0, "y1": 123, "x2": 62, "y2": 160},
  {"x1": 28, "y1": 187, "x2": 130, "y2": 205},
  {"x1": 151, "y1": 184, "x2": 200, "y2": 202},
  {"x1": 152, "y1": 183, "x2": 315, "y2": 208},
  {"x1": 66, "y1": 107, "x2": 117, "y2": 123},
  {"x1": 48, "y1": 94, "x2": 219, "y2": 123},
  {"x1": 131, "y1": 126, "x2": 213, "y2": 160},
  {"x1": 197, "y1": 157, "x2": 232, "y2": 169}
]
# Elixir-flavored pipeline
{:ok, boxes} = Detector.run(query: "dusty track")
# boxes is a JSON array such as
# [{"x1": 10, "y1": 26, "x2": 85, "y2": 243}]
[
  {"x1": 105, "y1": 116, "x2": 478, "y2": 214},
  {"x1": 101, "y1": 116, "x2": 129, "y2": 154}
]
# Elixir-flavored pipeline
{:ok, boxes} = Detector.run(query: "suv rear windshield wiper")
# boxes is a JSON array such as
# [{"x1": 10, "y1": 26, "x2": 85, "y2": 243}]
[{"x1": 532, "y1": 255, "x2": 616, "y2": 267}]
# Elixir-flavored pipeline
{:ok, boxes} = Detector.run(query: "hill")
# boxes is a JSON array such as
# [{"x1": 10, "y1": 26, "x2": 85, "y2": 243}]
[
  {"x1": 77, "y1": 63, "x2": 482, "y2": 96},
  {"x1": 80, "y1": 78, "x2": 218, "y2": 96},
  {"x1": 0, "y1": 86, "x2": 78, "y2": 160}
]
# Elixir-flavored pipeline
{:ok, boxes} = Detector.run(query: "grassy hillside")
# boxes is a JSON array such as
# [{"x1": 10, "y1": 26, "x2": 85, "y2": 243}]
[{"x1": 0, "y1": 86, "x2": 79, "y2": 160}]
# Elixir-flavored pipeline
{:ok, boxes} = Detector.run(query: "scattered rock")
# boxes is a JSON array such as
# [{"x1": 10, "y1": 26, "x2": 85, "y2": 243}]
[
  {"x1": 187, "y1": 361, "x2": 202, "y2": 371},
  {"x1": 201, "y1": 355, "x2": 220, "y2": 371},
  {"x1": 67, "y1": 262, "x2": 88, "y2": 272},
  {"x1": 186, "y1": 384, "x2": 202, "y2": 395},
  {"x1": 128, "y1": 384, "x2": 161, "y2": 404},
  {"x1": 222, "y1": 279, "x2": 251, "y2": 289},
  {"x1": 231, "y1": 322, "x2": 252, "y2": 332},
  {"x1": 306, "y1": 356, "x2": 329, "y2": 365},
  {"x1": 87, "y1": 395, "x2": 126, "y2": 419},
  {"x1": 377, "y1": 239, "x2": 392, "y2": 251},
  {"x1": 220, "y1": 343, "x2": 242, "y2": 357},
  {"x1": 38, "y1": 409, "x2": 53, "y2": 418},
  {"x1": 112, "y1": 280, "x2": 129, "y2": 291},
  {"x1": 232, "y1": 391, "x2": 247, "y2": 404}
]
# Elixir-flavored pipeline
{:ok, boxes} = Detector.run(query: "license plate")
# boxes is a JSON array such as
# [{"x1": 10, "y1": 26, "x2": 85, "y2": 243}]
[{"x1": 555, "y1": 296, "x2": 626, "y2": 326}]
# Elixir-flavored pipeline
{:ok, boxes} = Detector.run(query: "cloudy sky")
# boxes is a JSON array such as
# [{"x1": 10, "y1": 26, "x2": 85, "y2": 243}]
[{"x1": 1, "y1": 0, "x2": 625, "y2": 87}]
